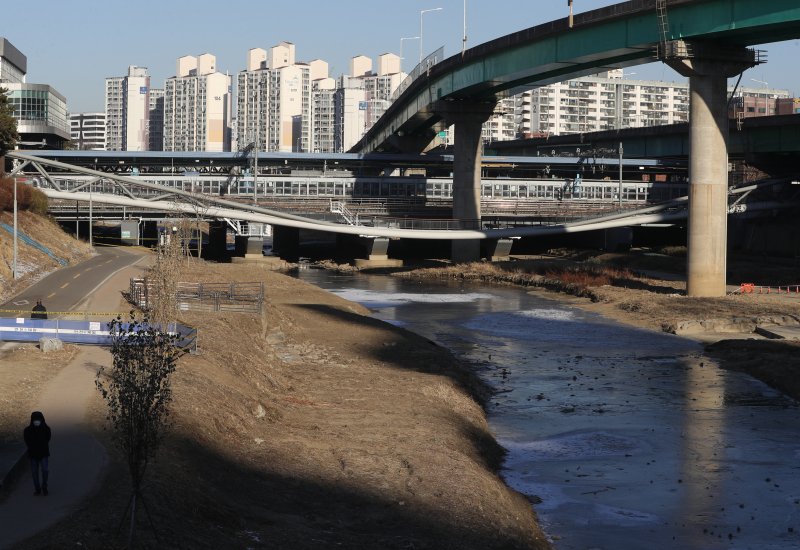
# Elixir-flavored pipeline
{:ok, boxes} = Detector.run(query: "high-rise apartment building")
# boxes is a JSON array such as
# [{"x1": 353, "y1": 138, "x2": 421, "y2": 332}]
[
  {"x1": 334, "y1": 78, "x2": 368, "y2": 153},
  {"x1": 237, "y1": 48, "x2": 270, "y2": 153},
  {"x1": 164, "y1": 53, "x2": 232, "y2": 151},
  {"x1": 332, "y1": 53, "x2": 405, "y2": 152},
  {"x1": 149, "y1": 88, "x2": 164, "y2": 151},
  {"x1": 105, "y1": 66, "x2": 151, "y2": 151},
  {"x1": 514, "y1": 70, "x2": 789, "y2": 139},
  {"x1": 70, "y1": 112, "x2": 106, "y2": 150},
  {"x1": 237, "y1": 43, "x2": 323, "y2": 153},
  {"x1": 312, "y1": 78, "x2": 336, "y2": 153}
]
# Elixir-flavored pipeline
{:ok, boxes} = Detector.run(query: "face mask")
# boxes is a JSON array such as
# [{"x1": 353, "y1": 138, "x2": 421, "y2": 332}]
[{"x1": 33, "y1": 420, "x2": 41, "y2": 427}]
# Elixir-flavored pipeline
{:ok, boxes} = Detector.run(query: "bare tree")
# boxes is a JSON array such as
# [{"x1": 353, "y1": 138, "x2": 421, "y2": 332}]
[
  {"x1": 96, "y1": 315, "x2": 179, "y2": 545},
  {"x1": 147, "y1": 220, "x2": 186, "y2": 327}
]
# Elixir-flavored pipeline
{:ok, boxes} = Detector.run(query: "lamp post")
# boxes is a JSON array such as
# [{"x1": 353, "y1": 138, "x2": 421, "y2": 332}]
[
  {"x1": 420, "y1": 7, "x2": 443, "y2": 63},
  {"x1": 568, "y1": 0, "x2": 574, "y2": 28},
  {"x1": 750, "y1": 78, "x2": 769, "y2": 117},
  {"x1": 462, "y1": 0, "x2": 467, "y2": 57},
  {"x1": 12, "y1": 175, "x2": 17, "y2": 279},
  {"x1": 253, "y1": 78, "x2": 261, "y2": 205},
  {"x1": 400, "y1": 36, "x2": 419, "y2": 73}
]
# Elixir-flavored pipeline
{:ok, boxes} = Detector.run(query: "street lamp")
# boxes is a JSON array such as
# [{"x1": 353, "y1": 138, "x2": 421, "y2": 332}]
[
  {"x1": 462, "y1": 0, "x2": 467, "y2": 57},
  {"x1": 12, "y1": 175, "x2": 17, "y2": 279},
  {"x1": 750, "y1": 78, "x2": 769, "y2": 117},
  {"x1": 400, "y1": 36, "x2": 419, "y2": 73},
  {"x1": 420, "y1": 7, "x2": 443, "y2": 63},
  {"x1": 568, "y1": 0, "x2": 574, "y2": 28}
]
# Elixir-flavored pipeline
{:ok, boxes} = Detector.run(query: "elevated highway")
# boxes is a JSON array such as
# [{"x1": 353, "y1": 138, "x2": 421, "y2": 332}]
[
  {"x1": 353, "y1": 0, "x2": 800, "y2": 154},
  {"x1": 350, "y1": 0, "x2": 800, "y2": 295}
]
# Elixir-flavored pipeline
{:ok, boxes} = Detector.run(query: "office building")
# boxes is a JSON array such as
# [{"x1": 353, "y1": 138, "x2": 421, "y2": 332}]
[
  {"x1": 1, "y1": 37, "x2": 68, "y2": 149},
  {"x1": 105, "y1": 66, "x2": 151, "y2": 151},
  {"x1": 164, "y1": 53, "x2": 232, "y2": 151},
  {"x1": 6, "y1": 83, "x2": 70, "y2": 149},
  {"x1": 0, "y1": 37, "x2": 26, "y2": 85},
  {"x1": 70, "y1": 112, "x2": 106, "y2": 150}
]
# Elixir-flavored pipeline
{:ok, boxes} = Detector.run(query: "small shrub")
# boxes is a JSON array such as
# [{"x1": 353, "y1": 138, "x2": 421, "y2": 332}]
[{"x1": 28, "y1": 188, "x2": 49, "y2": 215}]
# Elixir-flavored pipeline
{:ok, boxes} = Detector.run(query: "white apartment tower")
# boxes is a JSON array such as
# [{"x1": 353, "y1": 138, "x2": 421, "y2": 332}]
[
  {"x1": 236, "y1": 48, "x2": 270, "y2": 153},
  {"x1": 104, "y1": 66, "x2": 151, "y2": 151},
  {"x1": 335, "y1": 53, "x2": 406, "y2": 151},
  {"x1": 237, "y1": 42, "x2": 322, "y2": 153},
  {"x1": 164, "y1": 54, "x2": 232, "y2": 151},
  {"x1": 335, "y1": 77, "x2": 368, "y2": 153},
  {"x1": 312, "y1": 77, "x2": 336, "y2": 153}
]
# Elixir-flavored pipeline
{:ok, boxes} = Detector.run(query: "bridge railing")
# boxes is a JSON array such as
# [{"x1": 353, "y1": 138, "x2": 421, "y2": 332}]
[{"x1": 391, "y1": 47, "x2": 445, "y2": 103}]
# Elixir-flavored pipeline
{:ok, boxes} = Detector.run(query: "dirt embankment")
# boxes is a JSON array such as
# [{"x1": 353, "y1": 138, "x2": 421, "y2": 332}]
[
  {"x1": 0, "y1": 211, "x2": 93, "y2": 302},
  {"x1": 16, "y1": 261, "x2": 549, "y2": 550}
]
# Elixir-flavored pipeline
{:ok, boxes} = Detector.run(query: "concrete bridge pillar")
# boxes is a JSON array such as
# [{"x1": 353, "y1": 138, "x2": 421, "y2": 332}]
[
  {"x1": 434, "y1": 99, "x2": 497, "y2": 264},
  {"x1": 141, "y1": 220, "x2": 159, "y2": 248},
  {"x1": 207, "y1": 221, "x2": 229, "y2": 261},
  {"x1": 272, "y1": 225, "x2": 300, "y2": 262},
  {"x1": 482, "y1": 238, "x2": 516, "y2": 262},
  {"x1": 666, "y1": 43, "x2": 758, "y2": 297}
]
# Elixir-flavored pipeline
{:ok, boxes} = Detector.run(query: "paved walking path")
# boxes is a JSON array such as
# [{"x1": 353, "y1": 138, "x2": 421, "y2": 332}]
[{"x1": 0, "y1": 248, "x2": 150, "y2": 549}]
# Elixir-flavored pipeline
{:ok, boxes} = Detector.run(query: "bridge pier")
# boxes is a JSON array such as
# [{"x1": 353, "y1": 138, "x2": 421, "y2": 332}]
[
  {"x1": 482, "y1": 238, "x2": 516, "y2": 262},
  {"x1": 433, "y1": 100, "x2": 497, "y2": 264},
  {"x1": 666, "y1": 43, "x2": 758, "y2": 297},
  {"x1": 353, "y1": 236, "x2": 403, "y2": 268},
  {"x1": 207, "y1": 221, "x2": 229, "y2": 261},
  {"x1": 141, "y1": 220, "x2": 159, "y2": 248},
  {"x1": 272, "y1": 226, "x2": 300, "y2": 262}
]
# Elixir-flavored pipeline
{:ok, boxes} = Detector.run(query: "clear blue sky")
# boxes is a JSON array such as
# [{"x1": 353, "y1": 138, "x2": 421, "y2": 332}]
[{"x1": 6, "y1": 0, "x2": 800, "y2": 113}]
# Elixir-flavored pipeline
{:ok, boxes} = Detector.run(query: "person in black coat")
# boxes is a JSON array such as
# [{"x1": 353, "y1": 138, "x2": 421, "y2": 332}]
[
  {"x1": 23, "y1": 411, "x2": 51, "y2": 496},
  {"x1": 31, "y1": 300, "x2": 48, "y2": 320}
]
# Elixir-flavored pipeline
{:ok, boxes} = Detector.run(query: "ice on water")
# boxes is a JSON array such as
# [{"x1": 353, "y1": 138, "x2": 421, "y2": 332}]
[{"x1": 329, "y1": 288, "x2": 493, "y2": 308}]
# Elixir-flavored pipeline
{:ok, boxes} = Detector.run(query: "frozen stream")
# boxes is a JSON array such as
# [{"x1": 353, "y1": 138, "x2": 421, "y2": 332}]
[{"x1": 294, "y1": 269, "x2": 800, "y2": 550}]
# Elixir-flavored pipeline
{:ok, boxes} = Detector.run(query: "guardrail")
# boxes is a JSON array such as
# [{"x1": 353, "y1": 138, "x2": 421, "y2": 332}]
[
  {"x1": 0, "y1": 317, "x2": 197, "y2": 351},
  {"x1": 130, "y1": 279, "x2": 264, "y2": 313}
]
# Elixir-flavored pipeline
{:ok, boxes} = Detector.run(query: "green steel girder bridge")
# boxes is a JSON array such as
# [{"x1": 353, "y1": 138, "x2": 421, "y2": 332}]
[
  {"x1": 353, "y1": 0, "x2": 800, "y2": 154},
  {"x1": 351, "y1": 0, "x2": 800, "y2": 297}
]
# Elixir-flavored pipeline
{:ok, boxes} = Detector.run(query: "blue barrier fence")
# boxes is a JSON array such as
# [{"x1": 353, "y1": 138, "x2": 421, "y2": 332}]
[{"x1": 0, "y1": 317, "x2": 197, "y2": 350}]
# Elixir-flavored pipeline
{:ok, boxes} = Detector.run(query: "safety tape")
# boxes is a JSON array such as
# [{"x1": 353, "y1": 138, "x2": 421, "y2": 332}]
[{"x1": 0, "y1": 309, "x2": 130, "y2": 317}]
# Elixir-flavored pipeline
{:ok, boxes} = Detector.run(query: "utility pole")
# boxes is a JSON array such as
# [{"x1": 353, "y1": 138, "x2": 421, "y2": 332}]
[
  {"x1": 12, "y1": 176, "x2": 17, "y2": 279},
  {"x1": 462, "y1": 0, "x2": 467, "y2": 57},
  {"x1": 254, "y1": 82, "x2": 260, "y2": 206},
  {"x1": 618, "y1": 142, "x2": 624, "y2": 208}
]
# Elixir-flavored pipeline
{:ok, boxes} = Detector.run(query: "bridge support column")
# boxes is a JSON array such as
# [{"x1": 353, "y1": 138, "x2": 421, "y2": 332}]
[
  {"x1": 207, "y1": 221, "x2": 229, "y2": 261},
  {"x1": 141, "y1": 220, "x2": 158, "y2": 248},
  {"x1": 666, "y1": 44, "x2": 758, "y2": 297},
  {"x1": 272, "y1": 226, "x2": 300, "y2": 262},
  {"x1": 483, "y1": 238, "x2": 515, "y2": 262},
  {"x1": 434, "y1": 100, "x2": 497, "y2": 264},
  {"x1": 353, "y1": 237, "x2": 403, "y2": 268},
  {"x1": 234, "y1": 236, "x2": 263, "y2": 258}
]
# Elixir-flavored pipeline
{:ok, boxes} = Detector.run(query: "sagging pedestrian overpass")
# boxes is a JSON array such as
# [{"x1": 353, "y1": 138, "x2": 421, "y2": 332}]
[{"x1": 7, "y1": 151, "x2": 793, "y2": 266}]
